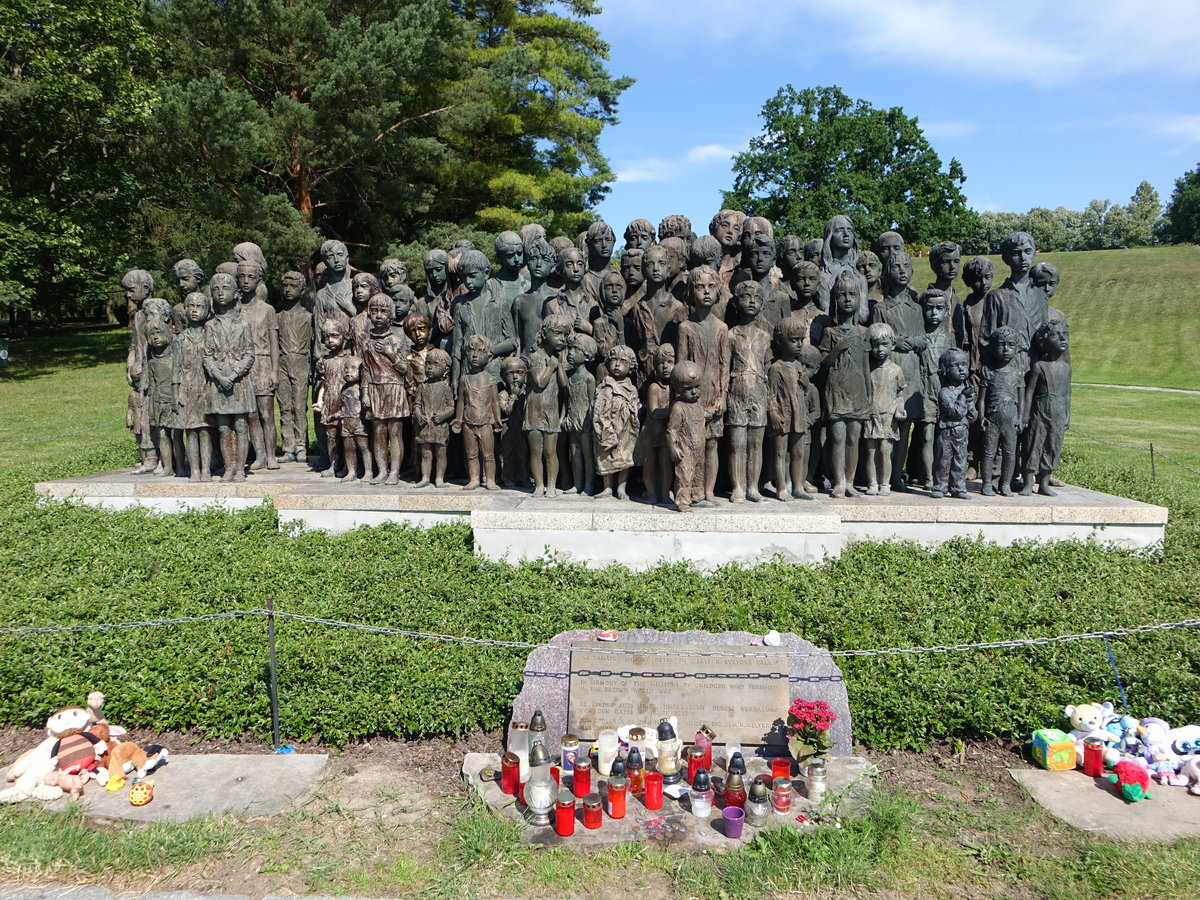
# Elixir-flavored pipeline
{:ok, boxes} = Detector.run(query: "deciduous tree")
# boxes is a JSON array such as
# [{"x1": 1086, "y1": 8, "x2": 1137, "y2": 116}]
[{"x1": 722, "y1": 85, "x2": 978, "y2": 245}]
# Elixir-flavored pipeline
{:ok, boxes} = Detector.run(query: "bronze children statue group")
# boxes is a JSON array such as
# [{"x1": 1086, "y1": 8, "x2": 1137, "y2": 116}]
[{"x1": 121, "y1": 216, "x2": 1070, "y2": 508}]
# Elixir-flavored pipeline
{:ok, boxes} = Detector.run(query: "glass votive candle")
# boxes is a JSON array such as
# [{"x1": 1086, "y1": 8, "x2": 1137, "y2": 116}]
[
  {"x1": 771, "y1": 757, "x2": 792, "y2": 780},
  {"x1": 644, "y1": 771, "x2": 663, "y2": 810},
  {"x1": 583, "y1": 793, "x2": 603, "y2": 829},
  {"x1": 571, "y1": 757, "x2": 592, "y2": 799},
  {"x1": 554, "y1": 791, "x2": 576, "y2": 836}
]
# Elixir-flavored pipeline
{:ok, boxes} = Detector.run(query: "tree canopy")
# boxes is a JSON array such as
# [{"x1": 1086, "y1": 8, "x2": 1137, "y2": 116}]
[
  {"x1": 722, "y1": 85, "x2": 977, "y2": 246},
  {"x1": 1160, "y1": 163, "x2": 1200, "y2": 245},
  {"x1": 1, "y1": 0, "x2": 630, "y2": 319}
]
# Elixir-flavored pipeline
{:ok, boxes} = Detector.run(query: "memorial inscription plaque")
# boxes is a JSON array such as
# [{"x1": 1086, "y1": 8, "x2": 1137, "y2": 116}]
[{"x1": 567, "y1": 641, "x2": 790, "y2": 746}]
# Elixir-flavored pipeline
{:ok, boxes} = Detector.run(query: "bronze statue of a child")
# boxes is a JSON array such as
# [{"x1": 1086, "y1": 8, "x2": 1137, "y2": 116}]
[
  {"x1": 593, "y1": 344, "x2": 640, "y2": 500},
  {"x1": 452, "y1": 334, "x2": 502, "y2": 491},
  {"x1": 929, "y1": 348, "x2": 976, "y2": 500},
  {"x1": 173, "y1": 291, "x2": 213, "y2": 481},
  {"x1": 637, "y1": 343, "x2": 675, "y2": 505},
  {"x1": 562, "y1": 332, "x2": 598, "y2": 495},
  {"x1": 525, "y1": 315, "x2": 571, "y2": 497},
  {"x1": 767, "y1": 317, "x2": 813, "y2": 501},
  {"x1": 412, "y1": 347, "x2": 454, "y2": 488},
  {"x1": 978, "y1": 326, "x2": 1024, "y2": 496},
  {"x1": 203, "y1": 272, "x2": 255, "y2": 482},
  {"x1": 862, "y1": 323, "x2": 907, "y2": 496},
  {"x1": 914, "y1": 289, "x2": 955, "y2": 488},
  {"x1": 314, "y1": 318, "x2": 368, "y2": 481},
  {"x1": 667, "y1": 361, "x2": 706, "y2": 512},
  {"x1": 362, "y1": 295, "x2": 410, "y2": 485},
  {"x1": 143, "y1": 322, "x2": 176, "y2": 477},
  {"x1": 677, "y1": 265, "x2": 730, "y2": 505},
  {"x1": 819, "y1": 270, "x2": 871, "y2": 498},
  {"x1": 276, "y1": 270, "x2": 313, "y2": 463},
  {"x1": 1021, "y1": 320, "x2": 1071, "y2": 497},
  {"x1": 498, "y1": 356, "x2": 530, "y2": 488},
  {"x1": 236, "y1": 260, "x2": 280, "y2": 471},
  {"x1": 513, "y1": 238, "x2": 557, "y2": 356},
  {"x1": 727, "y1": 280, "x2": 772, "y2": 503}
]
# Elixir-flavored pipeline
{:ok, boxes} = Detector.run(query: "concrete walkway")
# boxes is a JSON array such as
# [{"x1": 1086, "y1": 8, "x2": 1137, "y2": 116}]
[{"x1": 1010, "y1": 767, "x2": 1200, "y2": 842}]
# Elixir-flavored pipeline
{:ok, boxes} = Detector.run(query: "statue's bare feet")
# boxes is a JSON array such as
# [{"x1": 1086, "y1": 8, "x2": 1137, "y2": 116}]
[
  {"x1": 545, "y1": 488, "x2": 557, "y2": 499},
  {"x1": 385, "y1": 475, "x2": 399, "y2": 486},
  {"x1": 320, "y1": 467, "x2": 337, "y2": 478},
  {"x1": 595, "y1": 487, "x2": 612, "y2": 499},
  {"x1": 747, "y1": 490, "x2": 765, "y2": 502},
  {"x1": 777, "y1": 492, "x2": 792, "y2": 503},
  {"x1": 1039, "y1": 484, "x2": 1057, "y2": 497},
  {"x1": 232, "y1": 469, "x2": 246, "y2": 482},
  {"x1": 865, "y1": 484, "x2": 879, "y2": 495},
  {"x1": 485, "y1": 481, "x2": 500, "y2": 491},
  {"x1": 830, "y1": 484, "x2": 846, "y2": 498},
  {"x1": 999, "y1": 485, "x2": 1014, "y2": 497},
  {"x1": 693, "y1": 498, "x2": 714, "y2": 508},
  {"x1": 266, "y1": 457, "x2": 279, "y2": 470},
  {"x1": 952, "y1": 490, "x2": 971, "y2": 500},
  {"x1": 1049, "y1": 476, "x2": 1065, "y2": 487},
  {"x1": 615, "y1": 487, "x2": 628, "y2": 501},
  {"x1": 792, "y1": 490, "x2": 812, "y2": 500},
  {"x1": 981, "y1": 484, "x2": 995, "y2": 496},
  {"x1": 250, "y1": 458, "x2": 266, "y2": 471},
  {"x1": 879, "y1": 485, "x2": 891, "y2": 496},
  {"x1": 730, "y1": 492, "x2": 745, "y2": 503},
  {"x1": 415, "y1": 478, "x2": 431, "y2": 488},
  {"x1": 463, "y1": 479, "x2": 481, "y2": 490}
]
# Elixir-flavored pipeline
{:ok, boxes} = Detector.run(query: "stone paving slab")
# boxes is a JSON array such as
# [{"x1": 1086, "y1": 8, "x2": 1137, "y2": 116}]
[
  {"x1": 1, "y1": 753, "x2": 328, "y2": 824},
  {"x1": 1010, "y1": 767, "x2": 1200, "y2": 842},
  {"x1": 464, "y1": 752, "x2": 873, "y2": 849}
]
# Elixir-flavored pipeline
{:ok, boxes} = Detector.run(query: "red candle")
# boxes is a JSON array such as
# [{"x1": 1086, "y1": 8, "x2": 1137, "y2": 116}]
[
  {"x1": 1082, "y1": 738, "x2": 1105, "y2": 777},
  {"x1": 583, "y1": 793, "x2": 602, "y2": 829},
  {"x1": 686, "y1": 746, "x2": 705, "y2": 785},
  {"x1": 607, "y1": 775, "x2": 628, "y2": 819},
  {"x1": 554, "y1": 792, "x2": 576, "y2": 836},
  {"x1": 644, "y1": 771, "x2": 663, "y2": 810},
  {"x1": 500, "y1": 752, "x2": 520, "y2": 796},
  {"x1": 771, "y1": 757, "x2": 792, "y2": 780},
  {"x1": 572, "y1": 758, "x2": 592, "y2": 798}
]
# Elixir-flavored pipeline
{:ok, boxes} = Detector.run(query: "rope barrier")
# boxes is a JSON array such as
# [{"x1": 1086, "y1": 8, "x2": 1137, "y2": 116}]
[
  {"x1": 0, "y1": 416, "x2": 125, "y2": 443},
  {"x1": 3, "y1": 609, "x2": 1199, "y2": 660},
  {"x1": 1066, "y1": 425, "x2": 1200, "y2": 478}
]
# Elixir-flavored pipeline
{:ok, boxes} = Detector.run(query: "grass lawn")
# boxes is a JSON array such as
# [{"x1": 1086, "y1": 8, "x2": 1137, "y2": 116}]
[{"x1": 2, "y1": 245, "x2": 1200, "y2": 899}]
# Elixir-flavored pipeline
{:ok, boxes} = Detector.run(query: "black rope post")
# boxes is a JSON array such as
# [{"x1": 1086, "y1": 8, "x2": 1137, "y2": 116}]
[
  {"x1": 1150, "y1": 443, "x2": 1156, "y2": 480},
  {"x1": 266, "y1": 596, "x2": 281, "y2": 749}
]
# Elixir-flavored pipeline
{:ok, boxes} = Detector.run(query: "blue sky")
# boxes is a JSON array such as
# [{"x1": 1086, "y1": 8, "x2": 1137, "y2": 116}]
[{"x1": 589, "y1": 0, "x2": 1200, "y2": 239}]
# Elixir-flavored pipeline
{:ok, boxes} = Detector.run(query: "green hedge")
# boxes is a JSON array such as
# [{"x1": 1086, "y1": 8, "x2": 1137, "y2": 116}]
[{"x1": 1, "y1": 444, "x2": 1197, "y2": 749}]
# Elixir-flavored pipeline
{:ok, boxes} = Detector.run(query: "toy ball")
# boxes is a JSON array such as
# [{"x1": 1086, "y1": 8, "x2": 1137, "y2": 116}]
[
  {"x1": 129, "y1": 781, "x2": 154, "y2": 806},
  {"x1": 106, "y1": 776, "x2": 126, "y2": 792}
]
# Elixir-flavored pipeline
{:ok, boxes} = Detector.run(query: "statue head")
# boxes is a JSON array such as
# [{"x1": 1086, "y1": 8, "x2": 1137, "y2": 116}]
[
  {"x1": 856, "y1": 250, "x2": 882, "y2": 286},
  {"x1": 670, "y1": 360, "x2": 702, "y2": 401},
  {"x1": 281, "y1": 270, "x2": 306, "y2": 303},
  {"x1": 319, "y1": 240, "x2": 349, "y2": 275},
  {"x1": 232, "y1": 241, "x2": 268, "y2": 274},
  {"x1": 872, "y1": 231, "x2": 905, "y2": 262},
  {"x1": 653, "y1": 341, "x2": 676, "y2": 384},
  {"x1": 351, "y1": 272, "x2": 381, "y2": 308},
  {"x1": 803, "y1": 238, "x2": 824, "y2": 263},
  {"x1": 557, "y1": 247, "x2": 585, "y2": 287},
  {"x1": 121, "y1": 269, "x2": 154, "y2": 306},
  {"x1": 1030, "y1": 261, "x2": 1060, "y2": 298},
  {"x1": 820, "y1": 215, "x2": 858, "y2": 269},
  {"x1": 990, "y1": 325, "x2": 1019, "y2": 364},
  {"x1": 776, "y1": 235, "x2": 804, "y2": 277},
  {"x1": 566, "y1": 331, "x2": 598, "y2": 368},
  {"x1": 457, "y1": 249, "x2": 491, "y2": 294},
  {"x1": 585, "y1": 221, "x2": 615, "y2": 265},
  {"x1": 882, "y1": 250, "x2": 913, "y2": 293},
  {"x1": 740, "y1": 216, "x2": 774, "y2": 256},
  {"x1": 378, "y1": 258, "x2": 409, "y2": 293},
  {"x1": 423, "y1": 249, "x2": 448, "y2": 291},
  {"x1": 367, "y1": 293, "x2": 395, "y2": 331},
  {"x1": 172, "y1": 259, "x2": 204, "y2": 295},
  {"x1": 830, "y1": 268, "x2": 862, "y2": 320},
  {"x1": 494, "y1": 232, "x2": 525, "y2": 273},
  {"x1": 605, "y1": 343, "x2": 637, "y2": 380},
  {"x1": 144, "y1": 321, "x2": 173, "y2": 354},
  {"x1": 550, "y1": 236, "x2": 576, "y2": 258},
  {"x1": 424, "y1": 346, "x2": 451, "y2": 382},
  {"x1": 733, "y1": 278, "x2": 764, "y2": 320},
  {"x1": 403, "y1": 312, "x2": 432, "y2": 347},
  {"x1": 929, "y1": 241, "x2": 961, "y2": 283},
  {"x1": 320, "y1": 316, "x2": 350, "y2": 352},
  {"x1": 963, "y1": 255, "x2": 994, "y2": 293},
  {"x1": 599, "y1": 270, "x2": 625, "y2": 310},
  {"x1": 688, "y1": 265, "x2": 720, "y2": 311},
  {"x1": 235, "y1": 260, "x2": 264, "y2": 298},
  {"x1": 658, "y1": 214, "x2": 692, "y2": 243},
  {"x1": 746, "y1": 232, "x2": 776, "y2": 277},
  {"x1": 539, "y1": 314, "x2": 574, "y2": 353},
  {"x1": 709, "y1": 209, "x2": 746, "y2": 252},
  {"x1": 919, "y1": 288, "x2": 948, "y2": 329},
  {"x1": 1035, "y1": 318, "x2": 1069, "y2": 356},
  {"x1": 519, "y1": 222, "x2": 546, "y2": 250},
  {"x1": 1000, "y1": 232, "x2": 1036, "y2": 277},
  {"x1": 621, "y1": 248, "x2": 644, "y2": 293},
  {"x1": 642, "y1": 245, "x2": 671, "y2": 286},
  {"x1": 525, "y1": 237, "x2": 557, "y2": 282},
  {"x1": 183, "y1": 290, "x2": 211, "y2": 325},
  {"x1": 689, "y1": 235, "x2": 722, "y2": 271},
  {"x1": 773, "y1": 316, "x2": 807, "y2": 360},
  {"x1": 208, "y1": 272, "x2": 237, "y2": 311},
  {"x1": 465, "y1": 333, "x2": 494, "y2": 371},
  {"x1": 937, "y1": 347, "x2": 970, "y2": 385},
  {"x1": 866, "y1": 322, "x2": 896, "y2": 362},
  {"x1": 659, "y1": 236, "x2": 688, "y2": 278},
  {"x1": 791, "y1": 260, "x2": 820, "y2": 303},
  {"x1": 623, "y1": 218, "x2": 655, "y2": 252}
]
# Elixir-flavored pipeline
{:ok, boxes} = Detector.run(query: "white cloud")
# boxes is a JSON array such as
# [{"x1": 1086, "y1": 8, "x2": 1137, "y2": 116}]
[
  {"x1": 1157, "y1": 114, "x2": 1200, "y2": 145},
  {"x1": 597, "y1": 0, "x2": 1200, "y2": 85},
  {"x1": 615, "y1": 140, "x2": 748, "y2": 184},
  {"x1": 920, "y1": 120, "x2": 981, "y2": 140}
]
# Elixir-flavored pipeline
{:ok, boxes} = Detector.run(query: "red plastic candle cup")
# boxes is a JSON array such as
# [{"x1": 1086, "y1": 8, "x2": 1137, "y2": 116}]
[
  {"x1": 572, "y1": 759, "x2": 592, "y2": 799},
  {"x1": 644, "y1": 771, "x2": 664, "y2": 810},
  {"x1": 1082, "y1": 737, "x2": 1105, "y2": 777},
  {"x1": 722, "y1": 806, "x2": 746, "y2": 839},
  {"x1": 551, "y1": 765, "x2": 561, "y2": 787},
  {"x1": 771, "y1": 757, "x2": 792, "y2": 780},
  {"x1": 607, "y1": 776, "x2": 628, "y2": 818},
  {"x1": 500, "y1": 752, "x2": 520, "y2": 796},
  {"x1": 685, "y1": 747, "x2": 705, "y2": 785},
  {"x1": 583, "y1": 793, "x2": 603, "y2": 829},
  {"x1": 555, "y1": 791, "x2": 576, "y2": 837}
]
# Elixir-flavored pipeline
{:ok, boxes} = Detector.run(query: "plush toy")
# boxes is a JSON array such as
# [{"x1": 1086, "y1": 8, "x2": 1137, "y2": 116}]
[
  {"x1": 0, "y1": 738, "x2": 63, "y2": 804},
  {"x1": 1180, "y1": 756, "x2": 1200, "y2": 797},
  {"x1": 47, "y1": 706, "x2": 108, "y2": 779},
  {"x1": 108, "y1": 741, "x2": 169, "y2": 781},
  {"x1": 1139, "y1": 717, "x2": 1188, "y2": 786},
  {"x1": 1064, "y1": 702, "x2": 1115, "y2": 765},
  {"x1": 1108, "y1": 759, "x2": 1152, "y2": 802},
  {"x1": 44, "y1": 768, "x2": 89, "y2": 799}
]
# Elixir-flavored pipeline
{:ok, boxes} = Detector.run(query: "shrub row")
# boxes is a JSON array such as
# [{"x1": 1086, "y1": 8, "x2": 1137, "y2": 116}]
[{"x1": 1, "y1": 443, "x2": 1197, "y2": 749}]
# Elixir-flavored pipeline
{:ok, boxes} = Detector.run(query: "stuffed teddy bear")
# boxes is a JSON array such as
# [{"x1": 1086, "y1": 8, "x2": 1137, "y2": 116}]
[
  {"x1": 47, "y1": 706, "x2": 109, "y2": 781},
  {"x1": 0, "y1": 737, "x2": 63, "y2": 804},
  {"x1": 1064, "y1": 702, "x2": 1115, "y2": 765},
  {"x1": 108, "y1": 741, "x2": 169, "y2": 781}
]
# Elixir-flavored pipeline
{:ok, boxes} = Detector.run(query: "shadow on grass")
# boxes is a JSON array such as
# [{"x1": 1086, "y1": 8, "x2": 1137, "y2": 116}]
[{"x1": 0, "y1": 327, "x2": 129, "y2": 380}]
